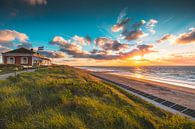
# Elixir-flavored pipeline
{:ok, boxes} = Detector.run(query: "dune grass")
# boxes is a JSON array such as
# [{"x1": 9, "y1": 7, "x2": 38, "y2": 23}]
[
  {"x1": 0, "y1": 65, "x2": 194, "y2": 129},
  {"x1": 0, "y1": 64, "x2": 23, "y2": 75}
]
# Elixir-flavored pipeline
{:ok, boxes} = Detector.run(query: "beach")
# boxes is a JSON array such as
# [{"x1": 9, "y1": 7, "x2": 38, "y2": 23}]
[{"x1": 91, "y1": 71, "x2": 195, "y2": 110}]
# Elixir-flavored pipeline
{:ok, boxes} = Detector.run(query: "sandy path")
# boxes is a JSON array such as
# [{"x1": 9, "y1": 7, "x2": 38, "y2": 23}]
[
  {"x1": 0, "y1": 69, "x2": 36, "y2": 80},
  {"x1": 92, "y1": 72, "x2": 195, "y2": 110}
]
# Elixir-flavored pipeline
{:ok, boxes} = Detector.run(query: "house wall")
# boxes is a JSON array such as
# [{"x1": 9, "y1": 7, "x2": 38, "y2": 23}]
[
  {"x1": 32, "y1": 56, "x2": 51, "y2": 66},
  {"x1": 3, "y1": 56, "x2": 7, "y2": 64},
  {"x1": 2, "y1": 53, "x2": 51, "y2": 66},
  {"x1": 2, "y1": 56, "x2": 32, "y2": 66}
]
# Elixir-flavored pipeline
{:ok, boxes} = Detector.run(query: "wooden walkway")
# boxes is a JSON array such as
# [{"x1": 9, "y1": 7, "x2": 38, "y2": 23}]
[{"x1": 92, "y1": 74, "x2": 195, "y2": 119}]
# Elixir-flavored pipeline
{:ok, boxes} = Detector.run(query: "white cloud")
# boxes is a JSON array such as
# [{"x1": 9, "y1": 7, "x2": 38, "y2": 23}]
[{"x1": 146, "y1": 19, "x2": 158, "y2": 34}]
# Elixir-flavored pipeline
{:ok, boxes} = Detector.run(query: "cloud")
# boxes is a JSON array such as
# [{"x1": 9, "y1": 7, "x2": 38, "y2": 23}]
[
  {"x1": 0, "y1": 42, "x2": 14, "y2": 48},
  {"x1": 59, "y1": 43, "x2": 154, "y2": 60},
  {"x1": 50, "y1": 36, "x2": 90, "y2": 58},
  {"x1": 72, "y1": 35, "x2": 91, "y2": 45},
  {"x1": 95, "y1": 37, "x2": 129, "y2": 51},
  {"x1": 117, "y1": 8, "x2": 128, "y2": 23},
  {"x1": 60, "y1": 43, "x2": 90, "y2": 58},
  {"x1": 157, "y1": 28, "x2": 195, "y2": 45},
  {"x1": 85, "y1": 35, "x2": 92, "y2": 44},
  {"x1": 133, "y1": 20, "x2": 146, "y2": 29},
  {"x1": 50, "y1": 35, "x2": 155, "y2": 60},
  {"x1": 89, "y1": 44, "x2": 155, "y2": 60},
  {"x1": 0, "y1": 29, "x2": 31, "y2": 49},
  {"x1": 174, "y1": 28, "x2": 195, "y2": 44},
  {"x1": 146, "y1": 19, "x2": 158, "y2": 34},
  {"x1": 0, "y1": 30, "x2": 28, "y2": 43},
  {"x1": 157, "y1": 34, "x2": 175, "y2": 43},
  {"x1": 111, "y1": 18, "x2": 130, "y2": 32},
  {"x1": 0, "y1": 46, "x2": 11, "y2": 53},
  {"x1": 90, "y1": 49, "x2": 108, "y2": 55},
  {"x1": 122, "y1": 30, "x2": 147, "y2": 41},
  {"x1": 17, "y1": 42, "x2": 32, "y2": 49},
  {"x1": 49, "y1": 36, "x2": 68, "y2": 47},
  {"x1": 158, "y1": 53, "x2": 195, "y2": 65},
  {"x1": 50, "y1": 35, "x2": 92, "y2": 47},
  {"x1": 23, "y1": 0, "x2": 47, "y2": 5},
  {"x1": 37, "y1": 50, "x2": 67, "y2": 58},
  {"x1": 136, "y1": 44, "x2": 155, "y2": 56},
  {"x1": 111, "y1": 10, "x2": 157, "y2": 42},
  {"x1": 111, "y1": 7, "x2": 130, "y2": 32}
]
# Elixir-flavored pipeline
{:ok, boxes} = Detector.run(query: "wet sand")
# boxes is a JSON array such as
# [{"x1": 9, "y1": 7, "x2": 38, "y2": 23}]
[{"x1": 92, "y1": 72, "x2": 195, "y2": 110}]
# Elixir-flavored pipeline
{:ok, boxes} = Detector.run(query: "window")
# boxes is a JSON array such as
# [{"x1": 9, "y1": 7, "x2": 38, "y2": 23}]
[
  {"x1": 7, "y1": 57, "x2": 15, "y2": 64},
  {"x1": 21, "y1": 57, "x2": 28, "y2": 64}
]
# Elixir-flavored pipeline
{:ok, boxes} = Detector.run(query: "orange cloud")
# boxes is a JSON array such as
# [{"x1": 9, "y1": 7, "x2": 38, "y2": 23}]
[
  {"x1": 0, "y1": 30, "x2": 28, "y2": 43},
  {"x1": 49, "y1": 36, "x2": 68, "y2": 47},
  {"x1": 72, "y1": 35, "x2": 91, "y2": 45},
  {"x1": 157, "y1": 34, "x2": 175, "y2": 43},
  {"x1": 157, "y1": 28, "x2": 195, "y2": 45},
  {"x1": 175, "y1": 28, "x2": 195, "y2": 44},
  {"x1": 50, "y1": 36, "x2": 156, "y2": 60}
]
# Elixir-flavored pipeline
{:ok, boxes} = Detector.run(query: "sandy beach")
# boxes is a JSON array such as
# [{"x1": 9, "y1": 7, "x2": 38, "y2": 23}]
[{"x1": 92, "y1": 72, "x2": 195, "y2": 110}]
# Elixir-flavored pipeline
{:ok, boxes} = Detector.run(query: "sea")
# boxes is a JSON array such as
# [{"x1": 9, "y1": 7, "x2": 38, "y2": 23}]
[{"x1": 78, "y1": 66, "x2": 195, "y2": 89}]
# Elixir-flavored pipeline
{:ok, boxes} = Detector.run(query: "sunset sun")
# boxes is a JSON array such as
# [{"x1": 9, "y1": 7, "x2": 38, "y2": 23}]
[{"x1": 132, "y1": 56, "x2": 143, "y2": 61}]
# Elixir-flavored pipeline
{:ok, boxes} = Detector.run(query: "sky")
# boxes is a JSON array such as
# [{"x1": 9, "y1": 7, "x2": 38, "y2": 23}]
[{"x1": 0, "y1": 0, "x2": 195, "y2": 66}]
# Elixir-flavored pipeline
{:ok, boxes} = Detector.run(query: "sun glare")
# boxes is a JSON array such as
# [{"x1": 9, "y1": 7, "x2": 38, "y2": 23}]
[{"x1": 132, "y1": 56, "x2": 142, "y2": 61}]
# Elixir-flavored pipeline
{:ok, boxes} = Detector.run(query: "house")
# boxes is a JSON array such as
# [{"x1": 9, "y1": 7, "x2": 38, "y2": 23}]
[{"x1": 1, "y1": 48, "x2": 51, "y2": 66}]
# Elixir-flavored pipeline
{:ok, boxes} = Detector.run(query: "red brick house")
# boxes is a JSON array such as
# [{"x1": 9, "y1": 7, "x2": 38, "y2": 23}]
[{"x1": 2, "y1": 48, "x2": 51, "y2": 66}]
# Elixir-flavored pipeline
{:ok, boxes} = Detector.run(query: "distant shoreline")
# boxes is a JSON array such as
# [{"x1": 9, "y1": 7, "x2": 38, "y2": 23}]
[{"x1": 77, "y1": 66, "x2": 195, "y2": 90}]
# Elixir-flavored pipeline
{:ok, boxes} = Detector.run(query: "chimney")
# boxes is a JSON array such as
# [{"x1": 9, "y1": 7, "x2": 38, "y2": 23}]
[{"x1": 30, "y1": 48, "x2": 33, "y2": 52}]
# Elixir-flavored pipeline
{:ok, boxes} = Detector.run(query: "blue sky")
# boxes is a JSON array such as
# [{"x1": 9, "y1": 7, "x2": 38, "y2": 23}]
[{"x1": 0, "y1": 0, "x2": 195, "y2": 66}]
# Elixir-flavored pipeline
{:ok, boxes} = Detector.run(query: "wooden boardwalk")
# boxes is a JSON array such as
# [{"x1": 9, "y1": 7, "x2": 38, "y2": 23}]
[{"x1": 92, "y1": 74, "x2": 195, "y2": 119}]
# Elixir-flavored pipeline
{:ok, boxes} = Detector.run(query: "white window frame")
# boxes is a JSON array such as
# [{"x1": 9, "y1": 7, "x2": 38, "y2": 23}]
[
  {"x1": 7, "y1": 57, "x2": 15, "y2": 64},
  {"x1": 21, "y1": 57, "x2": 28, "y2": 64}
]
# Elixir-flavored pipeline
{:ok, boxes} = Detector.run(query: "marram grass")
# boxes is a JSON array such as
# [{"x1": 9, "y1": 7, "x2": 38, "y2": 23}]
[{"x1": 0, "y1": 65, "x2": 194, "y2": 129}]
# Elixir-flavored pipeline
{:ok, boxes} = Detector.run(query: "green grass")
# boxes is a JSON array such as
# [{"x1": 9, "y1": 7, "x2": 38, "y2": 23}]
[
  {"x1": 0, "y1": 64, "x2": 23, "y2": 75},
  {"x1": 0, "y1": 65, "x2": 194, "y2": 129}
]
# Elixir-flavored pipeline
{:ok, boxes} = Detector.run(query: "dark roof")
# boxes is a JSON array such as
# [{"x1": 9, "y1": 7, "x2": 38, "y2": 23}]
[
  {"x1": 3, "y1": 47, "x2": 35, "y2": 54},
  {"x1": 3, "y1": 47, "x2": 51, "y2": 61}
]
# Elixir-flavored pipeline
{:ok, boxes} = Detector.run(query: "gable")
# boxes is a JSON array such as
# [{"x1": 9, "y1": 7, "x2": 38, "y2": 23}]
[{"x1": 3, "y1": 48, "x2": 35, "y2": 54}]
